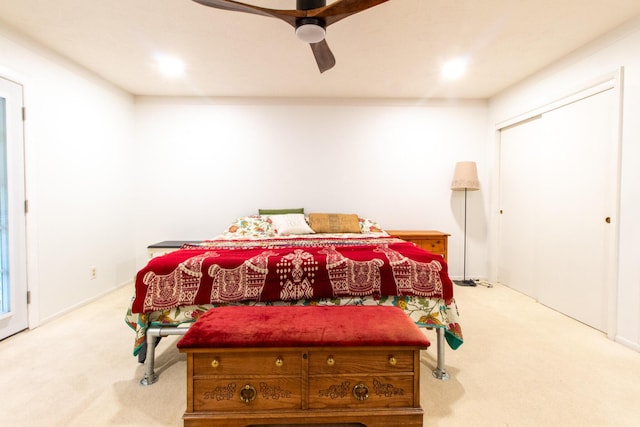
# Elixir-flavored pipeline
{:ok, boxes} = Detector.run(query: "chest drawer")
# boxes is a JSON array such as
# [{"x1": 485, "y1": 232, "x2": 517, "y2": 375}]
[
  {"x1": 308, "y1": 349, "x2": 415, "y2": 374},
  {"x1": 193, "y1": 377, "x2": 302, "y2": 411},
  {"x1": 193, "y1": 350, "x2": 302, "y2": 376},
  {"x1": 308, "y1": 374, "x2": 416, "y2": 409}
]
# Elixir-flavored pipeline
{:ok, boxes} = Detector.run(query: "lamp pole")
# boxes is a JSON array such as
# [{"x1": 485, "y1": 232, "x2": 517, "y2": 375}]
[{"x1": 451, "y1": 161, "x2": 479, "y2": 287}]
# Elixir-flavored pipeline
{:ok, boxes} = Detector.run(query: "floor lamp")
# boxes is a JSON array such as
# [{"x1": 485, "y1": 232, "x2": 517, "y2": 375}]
[{"x1": 451, "y1": 161, "x2": 480, "y2": 286}]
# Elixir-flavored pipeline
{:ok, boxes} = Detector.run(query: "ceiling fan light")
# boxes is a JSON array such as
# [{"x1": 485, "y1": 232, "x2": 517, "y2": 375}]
[{"x1": 295, "y1": 24, "x2": 326, "y2": 43}]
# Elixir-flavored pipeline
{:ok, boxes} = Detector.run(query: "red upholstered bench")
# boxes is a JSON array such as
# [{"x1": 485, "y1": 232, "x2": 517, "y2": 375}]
[{"x1": 178, "y1": 305, "x2": 430, "y2": 427}]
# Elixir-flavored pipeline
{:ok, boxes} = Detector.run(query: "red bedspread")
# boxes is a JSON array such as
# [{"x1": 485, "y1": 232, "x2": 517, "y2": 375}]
[{"x1": 131, "y1": 236, "x2": 453, "y2": 314}]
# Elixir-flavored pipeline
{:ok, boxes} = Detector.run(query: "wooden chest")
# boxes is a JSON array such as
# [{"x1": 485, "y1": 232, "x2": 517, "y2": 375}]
[{"x1": 178, "y1": 306, "x2": 429, "y2": 427}]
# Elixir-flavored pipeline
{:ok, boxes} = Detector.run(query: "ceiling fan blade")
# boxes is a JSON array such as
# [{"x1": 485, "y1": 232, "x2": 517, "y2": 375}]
[
  {"x1": 193, "y1": 0, "x2": 389, "y2": 73},
  {"x1": 192, "y1": 0, "x2": 301, "y2": 27},
  {"x1": 309, "y1": 39, "x2": 336, "y2": 73},
  {"x1": 314, "y1": 0, "x2": 390, "y2": 26}
]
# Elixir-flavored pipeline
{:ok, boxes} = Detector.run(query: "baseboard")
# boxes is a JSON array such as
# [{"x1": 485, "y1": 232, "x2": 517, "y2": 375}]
[
  {"x1": 35, "y1": 280, "x2": 133, "y2": 328},
  {"x1": 615, "y1": 335, "x2": 640, "y2": 352}
]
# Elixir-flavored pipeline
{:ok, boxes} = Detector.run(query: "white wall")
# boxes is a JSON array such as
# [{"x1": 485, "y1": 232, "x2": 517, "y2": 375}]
[
  {"x1": 489, "y1": 17, "x2": 640, "y2": 350},
  {"x1": 1, "y1": 20, "x2": 490, "y2": 326},
  {"x1": 133, "y1": 97, "x2": 489, "y2": 279},
  {"x1": 6, "y1": 10, "x2": 639, "y2": 351},
  {"x1": 0, "y1": 25, "x2": 136, "y2": 324}
]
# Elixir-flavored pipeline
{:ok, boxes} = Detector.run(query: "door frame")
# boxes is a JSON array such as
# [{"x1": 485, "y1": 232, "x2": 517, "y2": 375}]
[
  {"x1": 0, "y1": 65, "x2": 39, "y2": 332},
  {"x1": 491, "y1": 68, "x2": 623, "y2": 340},
  {"x1": 0, "y1": 72, "x2": 29, "y2": 338}
]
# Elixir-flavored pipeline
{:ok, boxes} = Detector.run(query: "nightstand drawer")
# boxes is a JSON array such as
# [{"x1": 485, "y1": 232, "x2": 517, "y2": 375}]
[
  {"x1": 386, "y1": 230, "x2": 449, "y2": 262},
  {"x1": 415, "y1": 239, "x2": 445, "y2": 253}
]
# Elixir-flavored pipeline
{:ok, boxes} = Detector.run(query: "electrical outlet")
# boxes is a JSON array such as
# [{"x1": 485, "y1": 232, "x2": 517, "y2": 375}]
[{"x1": 90, "y1": 267, "x2": 97, "y2": 280}]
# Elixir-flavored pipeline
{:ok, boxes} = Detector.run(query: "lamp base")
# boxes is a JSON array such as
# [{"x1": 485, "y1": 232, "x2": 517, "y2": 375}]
[{"x1": 454, "y1": 279, "x2": 477, "y2": 287}]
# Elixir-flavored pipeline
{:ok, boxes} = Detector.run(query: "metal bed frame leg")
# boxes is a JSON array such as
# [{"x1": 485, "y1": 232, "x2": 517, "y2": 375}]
[
  {"x1": 140, "y1": 327, "x2": 159, "y2": 386},
  {"x1": 140, "y1": 324, "x2": 450, "y2": 385},
  {"x1": 432, "y1": 327, "x2": 450, "y2": 380},
  {"x1": 139, "y1": 326, "x2": 188, "y2": 386}
]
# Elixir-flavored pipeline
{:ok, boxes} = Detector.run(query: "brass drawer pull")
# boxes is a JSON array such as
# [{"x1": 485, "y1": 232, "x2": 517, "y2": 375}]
[
  {"x1": 388, "y1": 355, "x2": 397, "y2": 366},
  {"x1": 275, "y1": 356, "x2": 284, "y2": 367},
  {"x1": 211, "y1": 358, "x2": 220, "y2": 368},
  {"x1": 326, "y1": 355, "x2": 335, "y2": 366},
  {"x1": 239, "y1": 384, "x2": 257, "y2": 403},
  {"x1": 352, "y1": 383, "x2": 369, "y2": 401}
]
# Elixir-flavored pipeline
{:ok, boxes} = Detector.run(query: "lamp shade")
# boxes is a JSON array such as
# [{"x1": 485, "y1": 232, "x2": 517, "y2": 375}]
[{"x1": 451, "y1": 161, "x2": 480, "y2": 191}]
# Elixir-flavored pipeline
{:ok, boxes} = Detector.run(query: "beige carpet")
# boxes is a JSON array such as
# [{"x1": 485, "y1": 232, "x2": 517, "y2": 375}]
[{"x1": 1, "y1": 282, "x2": 639, "y2": 426}]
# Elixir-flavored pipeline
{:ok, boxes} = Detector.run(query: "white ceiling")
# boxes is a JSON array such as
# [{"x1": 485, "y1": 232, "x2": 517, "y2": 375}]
[{"x1": 1, "y1": 0, "x2": 639, "y2": 99}]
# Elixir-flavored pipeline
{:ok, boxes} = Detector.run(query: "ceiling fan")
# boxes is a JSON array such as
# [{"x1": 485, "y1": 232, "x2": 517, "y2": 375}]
[{"x1": 192, "y1": 0, "x2": 390, "y2": 73}]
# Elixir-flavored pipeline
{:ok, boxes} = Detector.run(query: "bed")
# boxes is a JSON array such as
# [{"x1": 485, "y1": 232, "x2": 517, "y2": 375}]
[{"x1": 125, "y1": 213, "x2": 463, "y2": 385}]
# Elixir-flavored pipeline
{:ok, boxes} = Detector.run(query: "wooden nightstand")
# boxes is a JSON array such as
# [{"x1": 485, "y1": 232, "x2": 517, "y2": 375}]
[
  {"x1": 386, "y1": 230, "x2": 449, "y2": 262},
  {"x1": 147, "y1": 240, "x2": 200, "y2": 258}
]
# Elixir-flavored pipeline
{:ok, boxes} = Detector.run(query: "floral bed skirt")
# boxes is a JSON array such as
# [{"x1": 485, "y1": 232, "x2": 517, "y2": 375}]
[{"x1": 125, "y1": 295, "x2": 463, "y2": 357}]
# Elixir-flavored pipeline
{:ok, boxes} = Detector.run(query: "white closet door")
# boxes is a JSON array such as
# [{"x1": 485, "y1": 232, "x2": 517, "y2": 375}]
[
  {"x1": 534, "y1": 90, "x2": 615, "y2": 331},
  {"x1": 497, "y1": 116, "x2": 543, "y2": 298},
  {"x1": 498, "y1": 88, "x2": 616, "y2": 332}
]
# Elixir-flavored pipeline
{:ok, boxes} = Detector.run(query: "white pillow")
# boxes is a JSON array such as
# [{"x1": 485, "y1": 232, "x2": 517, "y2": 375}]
[{"x1": 269, "y1": 214, "x2": 315, "y2": 235}]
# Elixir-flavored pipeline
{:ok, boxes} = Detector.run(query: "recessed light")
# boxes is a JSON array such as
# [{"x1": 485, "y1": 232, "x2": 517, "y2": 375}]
[
  {"x1": 442, "y1": 57, "x2": 468, "y2": 80},
  {"x1": 155, "y1": 54, "x2": 185, "y2": 78}
]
